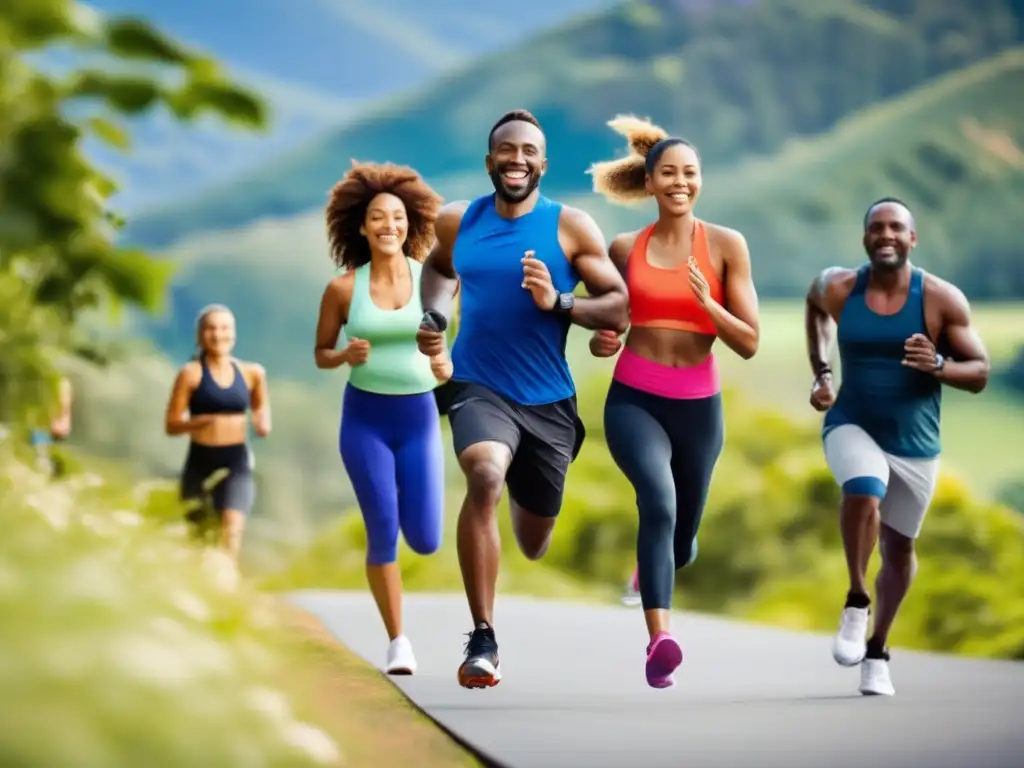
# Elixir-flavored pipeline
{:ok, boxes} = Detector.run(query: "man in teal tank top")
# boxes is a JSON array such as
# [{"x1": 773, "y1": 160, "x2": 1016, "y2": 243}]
[
  {"x1": 415, "y1": 109, "x2": 629, "y2": 689},
  {"x1": 804, "y1": 197, "x2": 990, "y2": 697}
]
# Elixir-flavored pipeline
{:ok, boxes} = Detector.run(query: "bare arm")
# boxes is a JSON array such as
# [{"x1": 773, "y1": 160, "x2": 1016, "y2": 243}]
[
  {"x1": 703, "y1": 229, "x2": 759, "y2": 360},
  {"x1": 420, "y1": 201, "x2": 468, "y2": 324},
  {"x1": 805, "y1": 266, "x2": 851, "y2": 378},
  {"x1": 247, "y1": 363, "x2": 271, "y2": 436},
  {"x1": 561, "y1": 207, "x2": 629, "y2": 333},
  {"x1": 314, "y1": 276, "x2": 354, "y2": 369},
  {"x1": 164, "y1": 364, "x2": 213, "y2": 436},
  {"x1": 49, "y1": 376, "x2": 72, "y2": 440},
  {"x1": 935, "y1": 285, "x2": 989, "y2": 394}
]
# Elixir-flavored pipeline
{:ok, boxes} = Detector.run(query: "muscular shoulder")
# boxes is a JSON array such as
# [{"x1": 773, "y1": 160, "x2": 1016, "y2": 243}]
[
  {"x1": 558, "y1": 204, "x2": 606, "y2": 257},
  {"x1": 436, "y1": 200, "x2": 471, "y2": 243},
  {"x1": 809, "y1": 266, "x2": 858, "y2": 309},
  {"x1": 923, "y1": 271, "x2": 970, "y2": 321}
]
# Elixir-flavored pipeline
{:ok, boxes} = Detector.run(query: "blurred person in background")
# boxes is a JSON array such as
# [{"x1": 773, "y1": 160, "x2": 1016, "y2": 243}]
[
  {"x1": 587, "y1": 116, "x2": 760, "y2": 689},
  {"x1": 164, "y1": 304, "x2": 271, "y2": 564},
  {"x1": 28, "y1": 375, "x2": 73, "y2": 475},
  {"x1": 415, "y1": 109, "x2": 629, "y2": 689},
  {"x1": 805, "y1": 197, "x2": 989, "y2": 696},
  {"x1": 314, "y1": 161, "x2": 451, "y2": 676}
]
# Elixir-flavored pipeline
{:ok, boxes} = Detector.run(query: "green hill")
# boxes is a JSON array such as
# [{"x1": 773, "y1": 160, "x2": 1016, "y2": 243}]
[
  {"x1": 125, "y1": 0, "x2": 1024, "y2": 248},
  {"x1": 572, "y1": 46, "x2": 1024, "y2": 298},
  {"x1": 138, "y1": 48, "x2": 1024, "y2": 374}
]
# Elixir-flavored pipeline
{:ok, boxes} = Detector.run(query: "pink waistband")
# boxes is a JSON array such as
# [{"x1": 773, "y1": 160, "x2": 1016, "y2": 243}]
[{"x1": 612, "y1": 346, "x2": 721, "y2": 400}]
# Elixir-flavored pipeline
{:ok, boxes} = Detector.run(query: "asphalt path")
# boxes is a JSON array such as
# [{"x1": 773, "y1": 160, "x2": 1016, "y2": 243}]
[{"x1": 289, "y1": 590, "x2": 1024, "y2": 768}]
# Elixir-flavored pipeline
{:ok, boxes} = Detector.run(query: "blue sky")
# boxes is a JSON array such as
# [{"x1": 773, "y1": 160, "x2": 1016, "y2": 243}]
[{"x1": 61, "y1": 0, "x2": 618, "y2": 212}]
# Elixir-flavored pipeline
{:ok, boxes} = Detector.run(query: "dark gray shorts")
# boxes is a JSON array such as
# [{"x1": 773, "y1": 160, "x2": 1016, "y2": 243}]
[
  {"x1": 445, "y1": 381, "x2": 584, "y2": 519},
  {"x1": 180, "y1": 442, "x2": 255, "y2": 515}
]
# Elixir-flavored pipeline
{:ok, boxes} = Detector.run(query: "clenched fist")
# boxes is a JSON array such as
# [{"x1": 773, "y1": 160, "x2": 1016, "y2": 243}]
[{"x1": 589, "y1": 329, "x2": 623, "y2": 358}]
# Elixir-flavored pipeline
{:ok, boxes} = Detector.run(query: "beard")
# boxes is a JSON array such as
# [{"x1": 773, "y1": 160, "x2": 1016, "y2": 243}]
[
  {"x1": 866, "y1": 243, "x2": 909, "y2": 271},
  {"x1": 488, "y1": 165, "x2": 541, "y2": 204}
]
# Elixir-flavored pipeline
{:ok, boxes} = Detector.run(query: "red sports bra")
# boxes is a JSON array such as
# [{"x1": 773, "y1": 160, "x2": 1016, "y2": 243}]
[{"x1": 626, "y1": 219, "x2": 723, "y2": 336}]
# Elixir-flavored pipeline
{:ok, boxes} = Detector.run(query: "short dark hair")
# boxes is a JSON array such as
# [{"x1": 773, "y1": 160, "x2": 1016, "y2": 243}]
[
  {"x1": 488, "y1": 109, "x2": 543, "y2": 151},
  {"x1": 863, "y1": 196, "x2": 912, "y2": 229}
]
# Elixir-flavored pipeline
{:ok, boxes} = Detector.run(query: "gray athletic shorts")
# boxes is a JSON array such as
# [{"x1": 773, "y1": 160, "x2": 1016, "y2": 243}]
[{"x1": 823, "y1": 424, "x2": 939, "y2": 539}]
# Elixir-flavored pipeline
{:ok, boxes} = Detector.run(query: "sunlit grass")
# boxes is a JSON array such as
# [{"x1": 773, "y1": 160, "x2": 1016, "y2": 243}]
[{"x1": 0, "y1": 442, "x2": 343, "y2": 767}]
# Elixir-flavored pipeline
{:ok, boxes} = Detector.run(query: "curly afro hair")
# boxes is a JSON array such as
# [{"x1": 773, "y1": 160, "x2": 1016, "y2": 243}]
[
  {"x1": 325, "y1": 160, "x2": 443, "y2": 270},
  {"x1": 586, "y1": 115, "x2": 701, "y2": 206}
]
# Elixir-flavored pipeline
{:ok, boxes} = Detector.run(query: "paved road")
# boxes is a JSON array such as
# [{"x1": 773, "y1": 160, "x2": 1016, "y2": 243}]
[{"x1": 290, "y1": 590, "x2": 1024, "y2": 768}]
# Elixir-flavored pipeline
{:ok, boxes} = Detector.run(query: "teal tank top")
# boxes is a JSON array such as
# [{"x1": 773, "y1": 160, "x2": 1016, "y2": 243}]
[
  {"x1": 823, "y1": 264, "x2": 942, "y2": 458},
  {"x1": 344, "y1": 258, "x2": 438, "y2": 396}
]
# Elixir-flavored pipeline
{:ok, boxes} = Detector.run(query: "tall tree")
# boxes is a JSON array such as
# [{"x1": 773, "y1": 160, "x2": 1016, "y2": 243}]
[{"x1": 0, "y1": 0, "x2": 268, "y2": 423}]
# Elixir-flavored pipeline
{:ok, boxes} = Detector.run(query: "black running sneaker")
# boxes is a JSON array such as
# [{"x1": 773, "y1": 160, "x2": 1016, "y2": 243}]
[{"x1": 458, "y1": 622, "x2": 501, "y2": 688}]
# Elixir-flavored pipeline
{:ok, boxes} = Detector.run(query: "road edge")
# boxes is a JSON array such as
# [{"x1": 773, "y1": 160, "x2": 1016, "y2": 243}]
[{"x1": 382, "y1": 678, "x2": 512, "y2": 768}]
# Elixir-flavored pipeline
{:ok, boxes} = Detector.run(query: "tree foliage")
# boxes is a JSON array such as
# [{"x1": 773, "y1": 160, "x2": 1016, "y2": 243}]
[{"x1": 0, "y1": 0, "x2": 267, "y2": 420}]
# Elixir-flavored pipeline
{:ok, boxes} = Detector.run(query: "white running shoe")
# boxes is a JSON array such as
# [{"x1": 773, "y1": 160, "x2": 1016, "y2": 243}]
[
  {"x1": 832, "y1": 606, "x2": 870, "y2": 666},
  {"x1": 385, "y1": 635, "x2": 417, "y2": 675},
  {"x1": 859, "y1": 657, "x2": 895, "y2": 696},
  {"x1": 621, "y1": 567, "x2": 641, "y2": 607}
]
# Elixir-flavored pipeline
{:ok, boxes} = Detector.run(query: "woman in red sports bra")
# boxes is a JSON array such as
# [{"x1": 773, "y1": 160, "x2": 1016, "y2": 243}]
[{"x1": 586, "y1": 116, "x2": 760, "y2": 689}]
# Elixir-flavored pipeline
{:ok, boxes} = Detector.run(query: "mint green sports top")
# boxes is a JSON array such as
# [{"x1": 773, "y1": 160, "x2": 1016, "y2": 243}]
[{"x1": 345, "y1": 258, "x2": 438, "y2": 395}]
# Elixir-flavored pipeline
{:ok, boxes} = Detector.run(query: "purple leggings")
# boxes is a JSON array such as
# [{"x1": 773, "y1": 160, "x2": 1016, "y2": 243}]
[{"x1": 339, "y1": 383, "x2": 445, "y2": 565}]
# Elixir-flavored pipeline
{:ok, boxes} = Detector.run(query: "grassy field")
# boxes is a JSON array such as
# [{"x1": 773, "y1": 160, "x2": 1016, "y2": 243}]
[
  {"x1": 0, "y1": 446, "x2": 480, "y2": 767},
  {"x1": 566, "y1": 300, "x2": 1024, "y2": 496}
]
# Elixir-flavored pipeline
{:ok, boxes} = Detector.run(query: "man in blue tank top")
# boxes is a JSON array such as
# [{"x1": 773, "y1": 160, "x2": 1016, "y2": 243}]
[
  {"x1": 804, "y1": 197, "x2": 990, "y2": 697},
  {"x1": 416, "y1": 109, "x2": 629, "y2": 689}
]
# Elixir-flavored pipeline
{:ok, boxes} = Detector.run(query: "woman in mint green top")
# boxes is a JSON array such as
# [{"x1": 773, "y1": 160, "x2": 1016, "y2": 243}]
[{"x1": 314, "y1": 161, "x2": 450, "y2": 676}]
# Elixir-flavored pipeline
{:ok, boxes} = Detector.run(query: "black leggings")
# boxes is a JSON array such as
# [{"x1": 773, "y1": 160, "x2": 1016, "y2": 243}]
[{"x1": 603, "y1": 380, "x2": 724, "y2": 610}]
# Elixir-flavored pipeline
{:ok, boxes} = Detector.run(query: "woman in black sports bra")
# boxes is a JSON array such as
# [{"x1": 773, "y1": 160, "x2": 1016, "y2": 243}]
[{"x1": 164, "y1": 304, "x2": 271, "y2": 563}]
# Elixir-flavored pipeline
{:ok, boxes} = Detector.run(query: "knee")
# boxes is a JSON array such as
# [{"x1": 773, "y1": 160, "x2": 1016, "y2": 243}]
[
  {"x1": 676, "y1": 535, "x2": 698, "y2": 569},
  {"x1": 637, "y1": 492, "x2": 674, "y2": 535},
  {"x1": 364, "y1": 519, "x2": 399, "y2": 565},
  {"x1": 880, "y1": 526, "x2": 915, "y2": 566},
  {"x1": 515, "y1": 528, "x2": 552, "y2": 561},
  {"x1": 841, "y1": 477, "x2": 886, "y2": 510},
  {"x1": 462, "y1": 456, "x2": 505, "y2": 510},
  {"x1": 404, "y1": 523, "x2": 442, "y2": 557}
]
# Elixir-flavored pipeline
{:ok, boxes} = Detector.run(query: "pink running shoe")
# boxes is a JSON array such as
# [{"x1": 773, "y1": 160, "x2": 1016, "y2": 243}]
[
  {"x1": 621, "y1": 566, "x2": 641, "y2": 607},
  {"x1": 645, "y1": 632, "x2": 683, "y2": 689}
]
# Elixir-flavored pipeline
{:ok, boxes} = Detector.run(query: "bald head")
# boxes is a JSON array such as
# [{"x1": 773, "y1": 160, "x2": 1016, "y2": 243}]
[{"x1": 863, "y1": 197, "x2": 915, "y2": 232}]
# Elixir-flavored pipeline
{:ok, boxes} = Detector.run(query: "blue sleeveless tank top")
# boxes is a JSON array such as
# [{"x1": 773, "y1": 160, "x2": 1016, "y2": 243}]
[
  {"x1": 188, "y1": 353, "x2": 250, "y2": 415},
  {"x1": 451, "y1": 193, "x2": 580, "y2": 405},
  {"x1": 823, "y1": 264, "x2": 942, "y2": 458}
]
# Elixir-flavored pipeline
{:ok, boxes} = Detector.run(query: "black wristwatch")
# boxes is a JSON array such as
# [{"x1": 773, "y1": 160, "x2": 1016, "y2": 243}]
[{"x1": 552, "y1": 291, "x2": 575, "y2": 313}]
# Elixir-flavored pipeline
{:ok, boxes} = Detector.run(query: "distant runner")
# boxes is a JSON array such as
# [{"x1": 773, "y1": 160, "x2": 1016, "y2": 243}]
[
  {"x1": 29, "y1": 375, "x2": 73, "y2": 476},
  {"x1": 416, "y1": 109, "x2": 629, "y2": 689},
  {"x1": 315, "y1": 161, "x2": 451, "y2": 676},
  {"x1": 165, "y1": 305, "x2": 271, "y2": 564},
  {"x1": 805, "y1": 197, "x2": 989, "y2": 696},
  {"x1": 588, "y1": 116, "x2": 759, "y2": 688}
]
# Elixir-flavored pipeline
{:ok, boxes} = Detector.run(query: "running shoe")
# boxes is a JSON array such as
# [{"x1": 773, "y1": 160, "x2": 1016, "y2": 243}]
[
  {"x1": 385, "y1": 635, "x2": 417, "y2": 675},
  {"x1": 833, "y1": 605, "x2": 870, "y2": 666},
  {"x1": 645, "y1": 631, "x2": 683, "y2": 689},
  {"x1": 458, "y1": 622, "x2": 501, "y2": 688}
]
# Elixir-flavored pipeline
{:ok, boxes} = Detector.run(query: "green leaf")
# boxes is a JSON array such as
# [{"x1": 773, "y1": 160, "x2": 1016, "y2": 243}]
[
  {"x1": 102, "y1": 17, "x2": 191, "y2": 65},
  {"x1": 167, "y1": 79, "x2": 268, "y2": 129},
  {"x1": 68, "y1": 71, "x2": 162, "y2": 114},
  {"x1": 83, "y1": 116, "x2": 131, "y2": 151}
]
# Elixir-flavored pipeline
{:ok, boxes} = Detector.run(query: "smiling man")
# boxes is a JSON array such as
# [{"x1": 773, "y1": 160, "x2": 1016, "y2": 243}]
[
  {"x1": 804, "y1": 197, "x2": 990, "y2": 697},
  {"x1": 415, "y1": 109, "x2": 628, "y2": 689}
]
